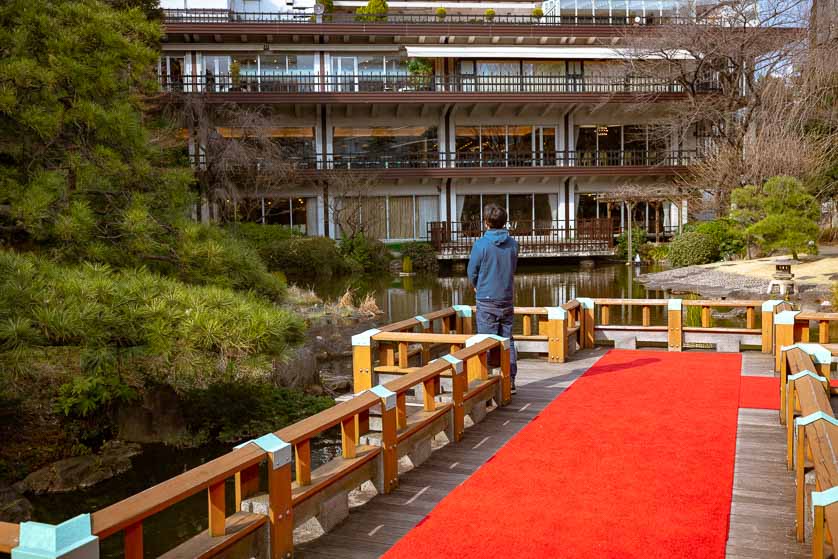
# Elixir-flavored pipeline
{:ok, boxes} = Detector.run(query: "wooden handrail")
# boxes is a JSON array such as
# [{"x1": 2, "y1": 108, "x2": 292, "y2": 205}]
[
  {"x1": 784, "y1": 346, "x2": 838, "y2": 556},
  {"x1": 275, "y1": 391, "x2": 380, "y2": 445},
  {"x1": 91, "y1": 443, "x2": 265, "y2": 538},
  {"x1": 592, "y1": 298, "x2": 668, "y2": 306},
  {"x1": 371, "y1": 332, "x2": 471, "y2": 344},
  {"x1": 681, "y1": 299, "x2": 763, "y2": 307},
  {"x1": 0, "y1": 521, "x2": 19, "y2": 554}
]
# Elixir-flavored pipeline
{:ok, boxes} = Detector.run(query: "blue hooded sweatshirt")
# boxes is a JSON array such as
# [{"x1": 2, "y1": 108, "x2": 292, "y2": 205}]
[{"x1": 467, "y1": 228, "x2": 518, "y2": 302}]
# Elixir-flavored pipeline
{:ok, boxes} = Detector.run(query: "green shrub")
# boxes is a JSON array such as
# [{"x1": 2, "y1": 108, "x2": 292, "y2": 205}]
[
  {"x1": 531, "y1": 7, "x2": 544, "y2": 17},
  {"x1": 182, "y1": 382, "x2": 333, "y2": 442},
  {"x1": 639, "y1": 242, "x2": 669, "y2": 262},
  {"x1": 229, "y1": 225, "x2": 349, "y2": 279},
  {"x1": 176, "y1": 223, "x2": 286, "y2": 301},
  {"x1": 355, "y1": 0, "x2": 387, "y2": 21},
  {"x1": 687, "y1": 219, "x2": 744, "y2": 260},
  {"x1": 435, "y1": 6, "x2": 446, "y2": 18},
  {"x1": 407, "y1": 57, "x2": 434, "y2": 75},
  {"x1": 667, "y1": 231, "x2": 717, "y2": 267},
  {"x1": 338, "y1": 234, "x2": 392, "y2": 272},
  {"x1": 484, "y1": 8, "x2": 496, "y2": 19},
  {"x1": 400, "y1": 242, "x2": 438, "y2": 272},
  {"x1": 0, "y1": 250, "x2": 305, "y2": 415},
  {"x1": 616, "y1": 226, "x2": 646, "y2": 260}
]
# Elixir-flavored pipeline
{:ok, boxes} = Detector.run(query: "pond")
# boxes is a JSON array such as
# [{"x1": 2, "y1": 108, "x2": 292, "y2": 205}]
[{"x1": 27, "y1": 260, "x2": 718, "y2": 556}]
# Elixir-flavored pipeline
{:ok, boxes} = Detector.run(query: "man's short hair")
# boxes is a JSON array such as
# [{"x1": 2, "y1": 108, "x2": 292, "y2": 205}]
[{"x1": 483, "y1": 203, "x2": 507, "y2": 229}]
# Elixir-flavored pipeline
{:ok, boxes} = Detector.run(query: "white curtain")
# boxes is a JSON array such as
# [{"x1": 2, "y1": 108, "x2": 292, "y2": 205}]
[
  {"x1": 549, "y1": 193, "x2": 559, "y2": 222},
  {"x1": 456, "y1": 195, "x2": 465, "y2": 222},
  {"x1": 415, "y1": 196, "x2": 439, "y2": 239}
]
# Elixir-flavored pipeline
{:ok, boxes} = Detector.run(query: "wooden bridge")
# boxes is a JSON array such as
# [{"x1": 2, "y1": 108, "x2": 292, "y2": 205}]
[{"x1": 1, "y1": 299, "x2": 836, "y2": 559}]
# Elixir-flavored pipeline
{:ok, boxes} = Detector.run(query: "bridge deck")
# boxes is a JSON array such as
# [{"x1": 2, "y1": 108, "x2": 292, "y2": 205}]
[{"x1": 296, "y1": 350, "x2": 806, "y2": 559}]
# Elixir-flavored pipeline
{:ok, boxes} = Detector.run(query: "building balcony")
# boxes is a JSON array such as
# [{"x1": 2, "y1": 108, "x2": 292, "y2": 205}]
[
  {"x1": 428, "y1": 218, "x2": 616, "y2": 258},
  {"x1": 163, "y1": 9, "x2": 697, "y2": 27},
  {"x1": 161, "y1": 74, "x2": 717, "y2": 103},
  {"x1": 202, "y1": 150, "x2": 699, "y2": 178}
]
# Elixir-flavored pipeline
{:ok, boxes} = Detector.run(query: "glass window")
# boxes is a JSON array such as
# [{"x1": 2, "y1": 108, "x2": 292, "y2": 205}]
[
  {"x1": 287, "y1": 54, "x2": 315, "y2": 74},
  {"x1": 534, "y1": 194, "x2": 558, "y2": 227},
  {"x1": 509, "y1": 194, "x2": 534, "y2": 234},
  {"x1": 507, "y1": 126, "x2": 533, "y2": 164},
  {"x1": 457, "y1": 194, "x2": 483, "y2": 236},
  {"x1": 333, "y1": 126, "x2": 437, "y2": 165},
  {"x1": 481, "y1": 126, "x2": 506, "y2": 164},
  {"x1": 455, "y1": 126, "x2": 481, "y2": 166},
  {"x1": 291, "y1": 197, "x2": 308, "y2": 233},
  {"x1": 265, "y1": 197, "x2": 291, "y2": 225}
]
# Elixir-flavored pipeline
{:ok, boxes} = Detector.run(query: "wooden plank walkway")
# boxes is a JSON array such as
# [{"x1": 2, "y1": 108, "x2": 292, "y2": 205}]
[{"x1": 296, "y1": 350, "x2": 809, "y2": 559}]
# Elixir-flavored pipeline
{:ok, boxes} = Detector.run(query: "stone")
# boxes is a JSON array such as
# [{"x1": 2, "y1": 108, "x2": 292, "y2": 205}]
[
  {"x1": 117, "y1": 385, "x2": 188, "y2": 444},
  {"x1": 16, "y1": 441, "x2": 141, "y2": 494},
  {"x1": 0, "y1": 484, "x2": 33, "y2": 522}
]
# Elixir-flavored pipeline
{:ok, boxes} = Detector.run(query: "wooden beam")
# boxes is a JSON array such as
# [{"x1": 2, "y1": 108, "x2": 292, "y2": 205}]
[
  {"x1": 419, "y1": 35, "x2": 426, "y2": 43},
  {"x1": 468, "y1": 36, "x2": 476, "y2": 43},
  {"x1": 515, "y1": 37, "x2": 524, "y2": 44},
  {"x1": 491, "y1": 36, "x2": 500, "y2": 43},
  {"x1": 208, "y1": 482, "x2": 225, "y2": 537},
  {"x1": 492, "y1": 103, "x2": 503, "y2": 117},
  {"x1": 294, "y1": 440, "x2": 311, "y2": 486},
  {"x1": 542, "y1": 103, "x2": 556, "y2": 117},
  {"x1": 468, "y1": 103, "x2": 479, "y2": 117},
  {"x1": 539, "y1": 36, "x2": 549, "y2": 44}
]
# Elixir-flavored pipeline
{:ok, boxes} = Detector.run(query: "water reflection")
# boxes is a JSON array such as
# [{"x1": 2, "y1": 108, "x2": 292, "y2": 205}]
[{"x1": 313, "y1": 261, "x2": 668, "y2": 326}]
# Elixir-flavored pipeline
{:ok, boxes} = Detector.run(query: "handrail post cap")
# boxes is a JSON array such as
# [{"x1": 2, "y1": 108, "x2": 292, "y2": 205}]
[
  {"x1": 413, "y1": 315, "x2": 430, "y2": 328},
  {"x1": 794, "y1": 410, "x2": 838, "y2": 428},
  {"x1": 788, "y1": 369, "x2": 828, "y2": 383},
  {"x1": 436, "y1": 354, "x2": 464, "y2": 373},
  {"x1": 235, "y1": 433, "x2": 292, "y2": 469},
  {"x1": 452, "y1": 305, "x2": 473, "y2": 318},
  {"x1": 13, "y1": 514, "x2": 98, "y2": 559},
  {"x1": 667, "y1": 299, "x2": 682, "y2": 311},
  {"x1": 575, "y1": 297, "x2": 595, "y2": 310},
  {"x1": 368, "y1": 385, "x2": 397, "y2": 410},
  {"x1": 544, "y1": 306, "x2": 567, "y2": 320},
  {"x1": 352, "y1": 328, "x2": 381, "y2": 347},
  {"x1": 812, "y1": 485, "x2": 838, "y2": 512},
  {"x1": 465, "y1": 334, "x2": 510, "y2": 350},
  {"x1": 781, "y1": 343, "x2": 832, "y2": 364},
  {"x1": 761, "y1": 299, "x2": 784, "y2": 312},
  {"x1": 774, "y1": 310, "x2": 801, "y2": 325}
]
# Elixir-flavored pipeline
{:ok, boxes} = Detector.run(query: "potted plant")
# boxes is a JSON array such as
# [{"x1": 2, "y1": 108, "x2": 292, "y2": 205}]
[
  {"x1": 407, "y1": 58, "x2": 434, "y2": 90},
  {"x1": 230, "y1": 60, "x2": 241, "y2": 91},
  {"x1": 531, "y1": 7, "x2": 544, "y2": 19},
  {"x1": 484, "y1": 8, "x2": 495, "y2": 21},
  {"x1": 435, "y1": 6, "x2": 446, "y2": 20}
]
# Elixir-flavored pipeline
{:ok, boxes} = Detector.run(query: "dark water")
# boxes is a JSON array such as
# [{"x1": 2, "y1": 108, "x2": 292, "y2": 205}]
[{"x1": 24, "y1": 260, "x2": 735, "y2": 555}]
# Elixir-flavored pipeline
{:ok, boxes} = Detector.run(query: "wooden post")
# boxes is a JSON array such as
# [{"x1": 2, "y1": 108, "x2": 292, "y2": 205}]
[
  {"x1": 379, "y1": 344, "x2": 395, "y2": 368},
  {"x1": 746, "y1": 306, "x2": 756, "y2": 329},
  {"x1": 601, "y1": 304, "x2": 610, "y2": 326},
  {"x1": 642, "y1": 305, "x2": 651, "y2": 327},
  {"x1": 500, "y1": 344, "x2": 512, "y2": 404},
  {"x1": 462, "y1": 314, "x2": 473, "y2": 335},
  {"x1": 423, "y1": 378, "x2": 436, "y2": 411},
  {"x1": 466, "y1": 354, "x2": 487, "y2": 383},
  {"x1": 775, "y1": 311, "x2": 800, "y2": 424},
  {"x1": 235, "y1": 464, "x2": 260, "y2": 510},
  {"x1": 396, "y1": 393, "x2": 407, "y2": 430},
  {"x1": 421, "y1": 325, "x2": 432, "y2": 364},
  {"x1": 761, "y1": 300, "x2": 781, "y2": 353},
  {"x1": 522, "y1": 315, "x2": 532, "y2": 336},
  {"x1": 397, "y1": 342, "x2": 409, "y2": 369},
  {"x1": 355, "y1": 409, "x2": 369, "y2": 444},
  {"x1": 442, "y1": 314, "x2": 453, "y2": 334},
  {"x1": 819, "y1": 320, "x2": 830, "y2": 344},
  {"x1": 667, "y1": 299, "x2": 683, "y2": 352},
  {"x1": 576, "y1": 298, "x2": 595, "y2": 349},
  {"x1": 814, "y1": 501, "x2": 825, "y2": 559},
  {"x1": 701, "y1": 305, "x2": 711, "y2": 328},
  {"x1": 208, "y1": 481, "x2": 226, "y2": 537},
  {"x1": 380, "y1": 397, "x2": 398, "y2": 493},
  {"x1": 294, "y1": 440, "x2": 311, "y2": 486},
  {"x1": 546, "y1": 307, "x2": 567, "y2": 363},
  {"x1": 341, "y1": 416, "x2": 357, "y2": 459},
  {"x1": 124, "y1": 522, "x2": 143, "y2": 559},
  {"x1": 268, "y1": 457, "x2": 293, "y2": 559},
  {"x1": 352, "y1": 345, "x2": 373, "y2": 393}
]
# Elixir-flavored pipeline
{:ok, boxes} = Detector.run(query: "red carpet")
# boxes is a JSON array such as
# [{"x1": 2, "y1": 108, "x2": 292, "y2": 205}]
[
  {"x1": 384, "y1": 350, "x2": 742, "y2": 559},
  {"x1": 739, "y1": 376, "x2": 780, "y2": 410}
]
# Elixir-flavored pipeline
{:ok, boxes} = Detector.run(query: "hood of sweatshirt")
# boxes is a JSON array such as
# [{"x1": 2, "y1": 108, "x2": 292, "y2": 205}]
[{"x1": 484, "y1": 228, "x2": 511, "y2": 246}]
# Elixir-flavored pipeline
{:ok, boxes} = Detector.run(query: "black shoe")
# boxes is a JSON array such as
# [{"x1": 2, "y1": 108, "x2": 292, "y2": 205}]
[{"x1": 510, "y1": 380, "x2": 517, "y2": 395}]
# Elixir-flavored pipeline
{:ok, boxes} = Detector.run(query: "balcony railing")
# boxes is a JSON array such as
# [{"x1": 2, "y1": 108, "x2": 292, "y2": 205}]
[
  {"x1": 161, "y1": 74, "x2": 718, "y2": 95},
  {"x1": 162, "y1": 9, "x2": 732, "y2": 27},
  {"x1": 197, "y1": 150, "x2": 700, "y2": 171},
  {"x1": 428, "y1": 218, "x2": 615, "y2": 256}
]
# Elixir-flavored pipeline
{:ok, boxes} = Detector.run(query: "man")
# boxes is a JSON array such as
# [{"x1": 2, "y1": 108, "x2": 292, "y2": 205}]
[{"x1": 467, "y1": 203, "x2": 519, "y2": 394}]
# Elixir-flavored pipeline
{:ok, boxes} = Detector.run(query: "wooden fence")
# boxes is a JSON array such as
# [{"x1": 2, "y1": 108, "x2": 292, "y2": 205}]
[{"x1": 3, "y1": 297, "x2": 837, "y2": 559}]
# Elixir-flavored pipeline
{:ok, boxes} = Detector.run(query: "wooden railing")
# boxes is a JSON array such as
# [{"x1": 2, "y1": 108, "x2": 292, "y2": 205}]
[
  {"x1": 428, "y1": 219, "x2": 614, "y2": 258},
  {"x1": 161, "y1": 73, "x2": 718, "y2": 95},
  {"x1": 781, "y1": 344, "x2": 838, "y2": 559},
  {"x1": 4, "y1": 296, "x2": 824, "y2": 559}
]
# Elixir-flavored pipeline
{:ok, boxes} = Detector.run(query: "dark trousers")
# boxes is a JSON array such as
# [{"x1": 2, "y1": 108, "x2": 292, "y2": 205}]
[{"x1": 475, "y1": 299, "x2": 518, "y2": 379}]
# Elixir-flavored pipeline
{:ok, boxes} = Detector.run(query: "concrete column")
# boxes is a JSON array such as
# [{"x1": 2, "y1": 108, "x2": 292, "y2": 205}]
[
  {"x1": 317, "y1": 192, "x2": 326, "y2": 236},
  {"x1": 681, "y1": 199, "x2": 688, "y2": 226},
  {"x1": 558, "y1": 182, "x2": 567, "y2": 231},
  {"x1": 568, "y1": 181, "x2": 576, "y2": 229},
  {"x1": 620, "y1": 202, "x2": 625, "y2": 229},
  {"x1": 663, "y1": 203, "x2": 671, "y2": 229}
]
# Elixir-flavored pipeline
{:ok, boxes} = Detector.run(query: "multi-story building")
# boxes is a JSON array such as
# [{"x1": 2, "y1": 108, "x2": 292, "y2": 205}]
[{"x1": 160, "y1": 0, "x2": 715, "y2": 257}]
